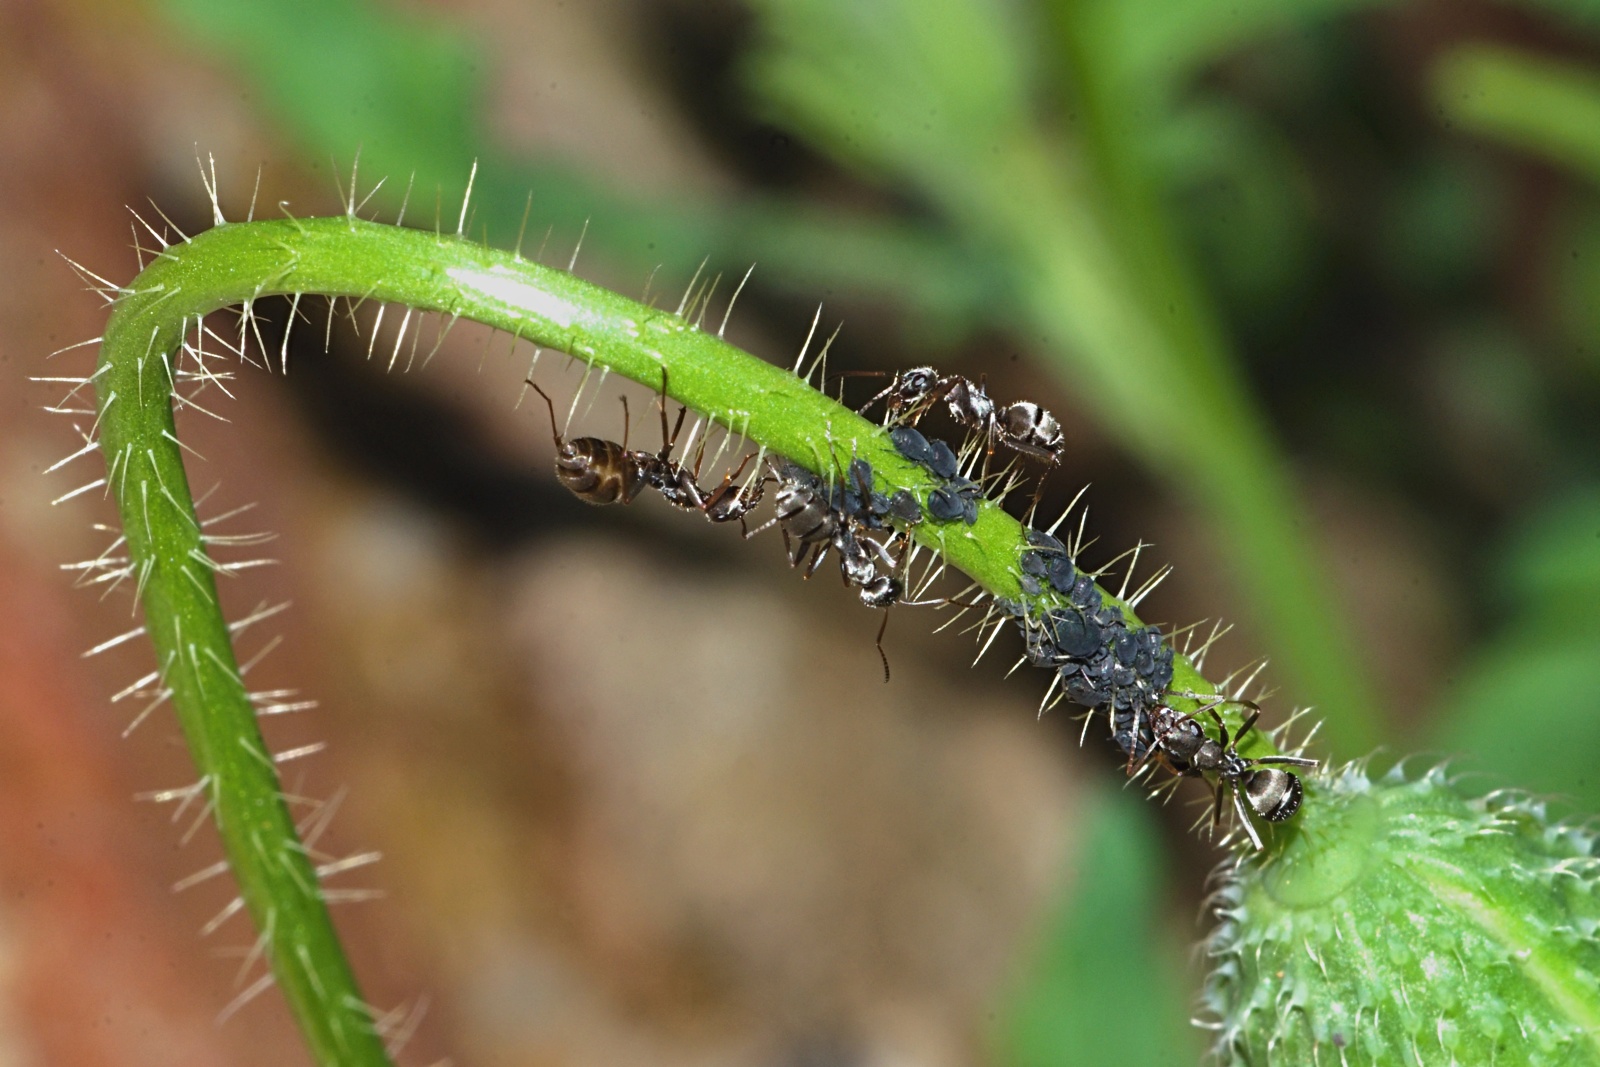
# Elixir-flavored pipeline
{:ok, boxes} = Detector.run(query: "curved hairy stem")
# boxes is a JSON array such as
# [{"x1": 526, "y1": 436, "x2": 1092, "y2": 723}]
[{"x1": 95, "y1": 215, "x2": 1257, "y2": 1065}]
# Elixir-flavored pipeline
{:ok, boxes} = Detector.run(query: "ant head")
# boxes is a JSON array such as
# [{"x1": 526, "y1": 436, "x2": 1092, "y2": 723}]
[{"x1": 858, "y1": 575, "x2": 900, "y2": 609}]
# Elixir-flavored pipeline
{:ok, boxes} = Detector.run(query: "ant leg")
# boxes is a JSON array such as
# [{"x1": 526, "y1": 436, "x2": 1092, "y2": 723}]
[
  {"x1": 803, "y1": 541, "x2": 832, "y2": 579},
  {"x1": 1234, "y1": 710, "x2": 1262, "y2": 747},
  {"x1": 722, "y1": 450, "x2": 756, "y2": 484},
  {"x1": 1205, "y1": 706, "x2": 1260, "y2": 751},
  {"x1": 1254, "y1": 755, "x2": 1320, "y2": 769},
  {"x1": 657, "y1": 367, "x2": 671, "y2": 456},
  {"x1": 874, "y1": 611, "x2": 892, "y2": 684},
  {"x1": 1232, "y1": 786, "x2": 1266, "y2": 851},
  {"x1": 527, "y1": 382, "x2": 564, "y2": 449},
  {"x1": 744, "y1": 508, "x2": 782, "y2": 540},
  {"x1": 665, "y1": 406, "x2": 688, "y2": 462},
  {"x1": 619, "y1": 396, "x2": 631, "y2": 452}
]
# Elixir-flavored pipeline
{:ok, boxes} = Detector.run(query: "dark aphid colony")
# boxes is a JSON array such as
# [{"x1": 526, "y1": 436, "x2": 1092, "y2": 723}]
[{"x1": 527, "y1": 360, "x2": 1315, "y2": 849}]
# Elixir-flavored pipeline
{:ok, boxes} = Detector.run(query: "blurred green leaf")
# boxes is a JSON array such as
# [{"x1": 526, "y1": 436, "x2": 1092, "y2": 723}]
[
  {"x1": 1074, "y1": 0, "x2": 1392, "y2": 105},
  {"x1": 1378, "y1": 151, "x2": 1504, "y2": 295},
  {"x1": 153, "y1": 0, "x2": 1000, "y2": 331},
  {"x1": 992, "y1": 787, "x2": 1196, "y2": 1067},
  {"x1": 1553, "y1": 201, "x2": 1600, "y2": 381},
  {"x1": 1438, "y1": 488, "x2": 1600, "y2": 808},
  {"x1": 1497, "y1": 488, "x2": 1600, "y2": 609},
  {"x1": 160, "y1": 0, "x2": 480, "y2": 190},
  {"x1": 1435, "y1": 44, "x2": 1600, "y2": 183},
  {"x1": 1155, "y1": 100, "x2": 1317, "y2": 320},
  {"x1": 743, "y1": 0, "x2": 1035, "y2": 188}
]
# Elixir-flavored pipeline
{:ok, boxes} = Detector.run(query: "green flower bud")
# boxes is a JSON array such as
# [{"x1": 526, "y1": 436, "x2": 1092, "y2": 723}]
[{"x1": 1202, "y1": 763, "x2": 1600, "y2": 1065}]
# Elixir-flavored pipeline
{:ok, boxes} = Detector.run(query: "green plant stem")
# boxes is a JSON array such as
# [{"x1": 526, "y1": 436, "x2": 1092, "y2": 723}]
[{"x1": 95, "y1": 215, "x2": 1278, "y2": 1066}]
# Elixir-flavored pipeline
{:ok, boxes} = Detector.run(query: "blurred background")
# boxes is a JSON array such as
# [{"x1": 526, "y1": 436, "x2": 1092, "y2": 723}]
[{"x1": 6, "y1": 0, "x2": 1600, "y2": 1063}]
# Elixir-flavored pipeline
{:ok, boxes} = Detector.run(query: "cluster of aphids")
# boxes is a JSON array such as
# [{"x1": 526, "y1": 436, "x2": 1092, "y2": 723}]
[
  {"x1": 997, "y1": 529, "x2": 1316, "y2": 850},
  {"x1": 867, "y1": 366, "x2": 1317, "y2": 847},
  {"x1": 531, "y1": 363, "x2": 1315, "y2": 849}
]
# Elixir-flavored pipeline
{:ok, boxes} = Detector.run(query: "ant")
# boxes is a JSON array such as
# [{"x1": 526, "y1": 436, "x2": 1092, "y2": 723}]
[
  {"x1": 529, "y1": 372, "x2": 765, "y2": 525},
  {"x1": 527, "y1": 380, "x2": 654, "y2": 506},
  {"x1": 1136, "y1": 699, "x2": 1318, "y2": 851},
  {"x1": 864, "y1": 367, "x2": 1065, "y2": 463},
  {"x1": 748, "y1": 459, "x2": 955, "y2": 682},
  {"x1": 748, "y1": 460, "x2": 840, "y2": 576},
  {"x1": 640, "y1": 369, "x2": 769, "y2": 528}
]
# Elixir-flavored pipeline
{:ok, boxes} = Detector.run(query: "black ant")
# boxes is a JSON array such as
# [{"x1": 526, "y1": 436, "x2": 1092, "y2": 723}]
[
  {"x1": 865, "y1": 367, "x2": 1064, "y2": 463},
  {"x1": 748, "y1": 460, "x2": 840, "y2": 576},
  {"x1": 1137, "y1": 700, "x2": 1318, "y2": 851},
  {"x1": 749, "y1": 459, "x2": 956, "y2": 682},
  {"x1": 530, "y1": 372, "x2": 765, "y2": 524}
]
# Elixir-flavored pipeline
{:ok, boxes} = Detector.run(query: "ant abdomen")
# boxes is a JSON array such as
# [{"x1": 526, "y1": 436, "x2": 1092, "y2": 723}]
[{"x1": 555, "y1": 437, "x2": 648, "y2": 506}]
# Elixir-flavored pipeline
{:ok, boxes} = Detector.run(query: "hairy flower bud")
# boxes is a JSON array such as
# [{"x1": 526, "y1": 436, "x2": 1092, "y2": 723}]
[{"x1": 1202, "y1": 764, "x2": 1600, "y2": 1065}]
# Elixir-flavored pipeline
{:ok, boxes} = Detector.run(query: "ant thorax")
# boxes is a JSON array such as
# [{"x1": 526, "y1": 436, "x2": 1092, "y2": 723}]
[{"x1": 943, "y1": 377, "x2": 995, "y2": 427}]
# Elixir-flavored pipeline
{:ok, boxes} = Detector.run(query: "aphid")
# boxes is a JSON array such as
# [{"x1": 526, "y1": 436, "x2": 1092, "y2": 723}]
[
  {"x1": 1142, "y1": 702, "x2": 1318, "y2": 851},
  {"x1": 890, "y1": 425, "x2": 963, "y2": 483},
  {"x1": 924, "y1": 438, "x2": 961, "y2": 481},
  {"x1": 1025, "y1": 528, "x2": 1067, "y2": 553},
  {"x1": 926, "y1": 481, "x2": 980, "y2": 525},
  {"x1": 835, "y1": 457, "x2": 892, "y2": 530},
  {"x1": 528, "y1": 382, "x2": 651, "y2": 506},
  {"x1": 890, "y1": 425, "x2": 937, "y2": 469},
  {"x1": 886, "y1": 489, "x2": 922, "y2": 525}
]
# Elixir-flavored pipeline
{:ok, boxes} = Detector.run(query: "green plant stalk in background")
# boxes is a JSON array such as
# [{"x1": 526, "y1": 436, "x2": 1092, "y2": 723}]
[{"x1": 93, "y1": 215, "x2": 1600, "y2": 1065}]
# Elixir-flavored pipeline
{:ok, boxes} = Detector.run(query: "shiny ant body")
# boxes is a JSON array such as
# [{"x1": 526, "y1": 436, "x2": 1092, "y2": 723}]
[
  {"x1": 749, "y1": 458, "x2": 952, "y2": 681},
  {"x1": 528, "y1": 381, "x2": 657, "y2": 506},
  {"x1": 529, "y1": 376, "x2": 766, "y2": 528},
  {"x1": 867, "y1": 367, "x2": 1065, "y2": 463},
  {"x1": 1138, "y1": 700, "x2": 1317, "y2": 851}
]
